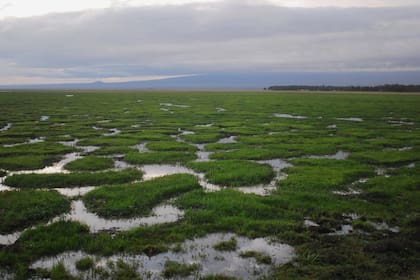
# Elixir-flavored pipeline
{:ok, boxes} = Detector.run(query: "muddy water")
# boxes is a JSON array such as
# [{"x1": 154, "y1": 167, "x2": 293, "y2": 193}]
[
  {"x1": 193, "y1": 144, "x2": 213, "y2": 162},
  {"x1": 236, "y1": 159, "x2": 291, "y2": 196},
  {"x1": 31, "y1": 233, "x2": 295, "y2": 279},
  {"x1": 336, "y1": 117, "x2": 363, "y2": 122},
  {"x1": 0, "y1": 200, "x2": 184, "y2": 245},
  {"x1": 298, "y1": 150, "x2": 349, "y2": 160},
  {"x1": 103, "y1": 128, "x2": 121, "y2": 136},
  {"x1": 0, "y1": 231, "x2": 20, "y2": 246},
  {"x1": 40, "y1": 115, "x2": 50, "y2": 121},
  {"x1": 51, "y1": 200, "x2": 184, "y2": 233},
  {"x1": 3, "y1": 137, "x2": 45, "y2": 147},
  {"x1": 274, "y1": 113, "x2": 307, "y2": 119},
  {"x1": 160, "y1": 103, "x2": 190, "y2": 108},
  {"x1": 8, "y1": 152, "x2": 81, "y2": 175},
  {"x1": 217, "y1": 136, "x2": 237, "y2": 144},
  {"x1": 0, "y1": 123, "x2": 12, "y2": 132}
]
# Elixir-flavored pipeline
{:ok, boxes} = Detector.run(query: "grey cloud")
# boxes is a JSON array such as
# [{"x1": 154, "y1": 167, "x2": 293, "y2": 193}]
[{"x1": 0, "y1": 1, "x2": 419, "y2": 83}]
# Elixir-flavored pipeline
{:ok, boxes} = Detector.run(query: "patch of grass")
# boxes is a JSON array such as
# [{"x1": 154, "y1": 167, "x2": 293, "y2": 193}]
[
  {"x1": 64, "y1": 156, "x2": 114, "y2": 171},
  {"x1": 163, "y1": 260, "x2": 199, "y2": 278},
  {"x1": 50, "y1": 261, "x2": 77, "y2": 280},
  {"x1": 108, "y1": 260, "x2": 142, "y2": 280},
  {"x1": 239, "y1": 250, "x2": 272, "y2": 264},
  {"x1": 75, "y1": 257, "x2": 94, "y2": 271},
  {"x1": 0, "y1": 142, "x2": 75, "y2": 156},
  {"x1": 182, "y1": 133, "x2": 221, "y2": 144},
  {"x1": 0, "y1": 190, "x2": 70, "y2": 233},
  {"x1": 147, "y1": 140, "x2": 196, "y2": 152},
  {"x1": 213, "y1": 237, "x2": 237, "y2": 251},
  {"x1": 280, "y1": 159, "x2": 374, "y2": 192},
  {"x1": 125, "y1": 151, "x2": 196, "y2": 164},
  {"x1": 4, "y1": 168, "x2": 142, "y2": 188},
  {"x1": 83, "y1": 174, "x2": 200, "y2": 218},
  {"x1": 188, "y1": 160, "x2": 274, "y2": 187},
  {"x1": 90, "y1": 146, "x2": 135, "y2": 156},
  {"x1": 350, "y1": 149, "x2": 420, "y2": 165},
  {"x1": 0, "y1": 154, "x2": 60, "y2": 171}
]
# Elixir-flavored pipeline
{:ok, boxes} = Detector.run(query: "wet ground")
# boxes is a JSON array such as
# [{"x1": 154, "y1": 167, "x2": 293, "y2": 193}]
[{"x1": 31, "y1": 233, "x2": 295, "y2": 279}]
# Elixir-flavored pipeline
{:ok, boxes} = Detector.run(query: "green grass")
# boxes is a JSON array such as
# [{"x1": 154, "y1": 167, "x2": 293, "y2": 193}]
[
  {"x1": 0, "y1": 90, "x2": 419, "y2": 280},
  {"x1": 162, "y1": 260, "x2": 199, "y2": 278},
  {"x1": 350, "y1": 149, "x2": 420, "y2": 165},
  {"x1": 83, "y1": 174, "x2": 200, "y2": 218},
  {"x1": 0, "y1": 154, "x2": 60, "y2": 171},
  {"x1": 64, "y1": 156, "x2": 114, "y2": 171},
  {"x1": 0, "y1": 190, "x2": 70, "y2": 233},
  {"x1": 188, "y1": 160, "x2": 274, "y2": 187},
  {"x1": 239, "y1": 250, "x2": 272, "y2": 264},
  {"x1": 4, "y1": 168, "x2": 142, "y2": 188},
  {"x1": 213, "y1": 237, "x2": 237, "y2": 251},
  {"x1": 75, "y1": 257, "x2": 94, "y2": 271},
  {"x1": 147, "y1": 140, "x2": 196, "y2": 152}
]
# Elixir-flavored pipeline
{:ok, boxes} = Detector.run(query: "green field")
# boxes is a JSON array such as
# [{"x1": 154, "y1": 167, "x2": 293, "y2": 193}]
[{"x1": 0, "y1": 90, "x2": 419, "y2": 279}]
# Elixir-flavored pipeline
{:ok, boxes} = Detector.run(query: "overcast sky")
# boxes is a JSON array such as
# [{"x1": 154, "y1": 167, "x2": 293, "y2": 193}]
[{"x1": 0, "y1": 0, "x2": 419, "y2": 85}]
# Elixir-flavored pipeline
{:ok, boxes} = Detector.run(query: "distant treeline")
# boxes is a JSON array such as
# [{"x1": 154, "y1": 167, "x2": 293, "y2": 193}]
[{"x1": 267, "y1": 84, "x2": 420, "y2": 92}]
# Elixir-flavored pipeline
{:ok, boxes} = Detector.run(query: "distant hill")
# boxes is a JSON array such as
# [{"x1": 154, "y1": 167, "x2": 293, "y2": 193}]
[
  {"x1": 268, "y1": 84, "x2": 420, "y2": 92},
  {"x1": 1, "y1": 71, "x2": 420, "y2": 90}
]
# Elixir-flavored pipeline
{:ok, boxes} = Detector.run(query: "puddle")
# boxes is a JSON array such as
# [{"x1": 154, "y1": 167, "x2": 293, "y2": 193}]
[
  {"x1": 0, "y1": 123, "x2": 12, "y2": 132},
  {"x1": 160, "y1": 107, "x2": 171, "y2": 112},
  {"x1": 0, "y1": 232, "x2": 21, "y2": 246},
  {"x1": 375, "y1": 168, "x2": 392, "y2": 177},
  {"x1": 3, "y1": 137, "x2": 45, "y2": 147},
  {"x1": 327, "y1": 124, "x2": 337, "y2": 129},
  {"x1": 136, "y1": 99, "x2": 143, "y2": 103},
  {"x1": 336, "y1": 117, "x2": 363, "y2": 122},
  {"x1": 55, "y1": 187, "x2": 97, "y2": 198},
  {"x1": 195, "y1": 151, "x2": 213, "y2": 162},
  {"x1": 141, "y1": 164, "x2": 196, "y2": 181},
  {"x1": 236, "y1": 159, "x2": 291, "y2": 196},
  {"x1": 304, "y1": 219, "x2": 320, "y2": 227},
  {"x1": 92, "y1": 126, "x2": 103, "y2": 130},
  {"x1": 98, "y1": 120, "x2": 111, "y2": 123},
  {"x1": 31, "y1": 233, "x2": 294, "y2": 279},
  {"x1": 274, "y1": 113, "x2": 307, "y2": 119},
  {"x1": 0, "y1": 200, "x2": 183, "y2": 245},
  {"x1": 369, "y1": 221, "x2": 399, "y2": 233},
  {"x1": 304, "y1": 151, "x2": 349, "y2": 160},
  {"x1": 114, "y1": 160, "x2": 133, "y2": 170},
  {"x1": 103, "y1": 128, "x2": 121, "y2": 136},
  {"x1": 217, "y1": 136, "x2": 237, "y2": 144},
  {"x1": 332, "y1": 187, "x2": 361, "y2": 196},
  {"x1": 195, "y1": 123, "x2": 213, "y2": 127},
  {"x1": 51, "y1": 200, "x2": 184, "y2": 233},
  {"x1": 178, "y1": 129, "x2": 195, "y2": 135},
  {"x1": 65, "y1": 94, "x2": 74, "y2": 97},
  {"x1": 407, "y1": 162, "x2": 416, "y2": 168},
  {"x1": 8, "y1": 153, "x2": 81, "y2": 175},
  {"x1": 133, "y1": 143, "x2": 149, "y2": 153},
  {"x1": 388, "y1": 120, "x2": 414, "y2": 126},
  {"x1": 192, "y1": 144, "x2": 213, "y2": 162},
  {"x1": 40, "y1": 116, "x2": 50, "y2": 121},
  {"x1": 0, "y1": 271, "x2": 14, "y2": 280},
  {"x1": 216, "y1": 107, "x2": 226, "y2": 112},
  {"x1": 160, "y1": 103, "x2": 190, "y2": 108},
  {"x1": 330, "y1": 224, "x2": 354, "y2": 235}
]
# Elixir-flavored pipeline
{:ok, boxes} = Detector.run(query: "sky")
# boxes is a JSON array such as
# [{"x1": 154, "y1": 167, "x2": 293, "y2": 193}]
[{"x1": 0, "y1": 0, "x2": 419, "y2": 86}]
